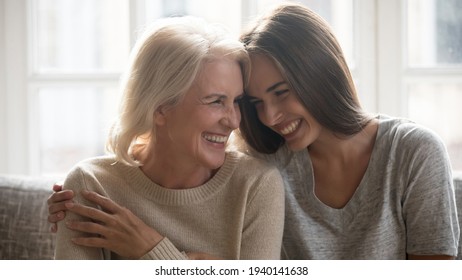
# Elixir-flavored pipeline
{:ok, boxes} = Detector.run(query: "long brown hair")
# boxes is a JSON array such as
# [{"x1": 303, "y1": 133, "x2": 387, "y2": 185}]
[{"x1": 239, "y1": 3, "x2": 373, "y2": 154}]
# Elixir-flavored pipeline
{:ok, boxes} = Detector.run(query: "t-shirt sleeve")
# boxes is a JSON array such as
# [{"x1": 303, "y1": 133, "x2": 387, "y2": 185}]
[{"x1": 401, "y1": 126, "x2": 460, "y2": 256}]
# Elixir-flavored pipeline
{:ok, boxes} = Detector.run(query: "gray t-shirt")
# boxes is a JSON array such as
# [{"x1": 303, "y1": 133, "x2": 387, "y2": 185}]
[{"x1": 256, "y1": 115, "x2": 459, "y2": 259}]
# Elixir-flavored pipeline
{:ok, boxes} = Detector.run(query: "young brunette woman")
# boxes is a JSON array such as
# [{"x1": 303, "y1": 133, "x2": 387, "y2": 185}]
[{"x1": 236, "y1": 3, "x2": 459, "y2": 259}]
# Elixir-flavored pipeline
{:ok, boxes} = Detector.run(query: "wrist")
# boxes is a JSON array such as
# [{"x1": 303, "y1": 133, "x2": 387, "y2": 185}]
[{"x1": 137, "y1": 229, "x2": 164, "y2": 259}]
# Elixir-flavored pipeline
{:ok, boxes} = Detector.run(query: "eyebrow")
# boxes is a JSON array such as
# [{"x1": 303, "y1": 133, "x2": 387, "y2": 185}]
[
  {"x1": 202, "y1": 93, "x2": 244, "y2": 101},
  {"x1": 266, "y1": 81, "x2": 287, "y2": 93},
  {"x1": 204, "y1": 93, "x2": 225, "y2": 98}
]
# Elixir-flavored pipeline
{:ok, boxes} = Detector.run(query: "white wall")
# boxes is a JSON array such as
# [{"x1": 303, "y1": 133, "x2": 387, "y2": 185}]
[
  {"x1": 1, "y1": 0, "x2": 29, "y2": 174},
  {"x1": 0, "y1": 0, "x2": 7, "y2": 173}
]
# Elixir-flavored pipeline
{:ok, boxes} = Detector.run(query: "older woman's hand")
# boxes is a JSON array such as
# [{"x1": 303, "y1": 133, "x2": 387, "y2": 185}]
[{"x1": 64, "y1": 190, "x2": 164, "y2": 259}]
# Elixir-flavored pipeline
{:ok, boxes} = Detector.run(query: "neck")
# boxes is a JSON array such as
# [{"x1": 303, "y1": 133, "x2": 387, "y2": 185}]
[
  {"x1": 309, "y1": 119, "x2": 378, "y2": 164},
  {"x1": 135, "y1": 142, "x2": 214, "y2": 190}
]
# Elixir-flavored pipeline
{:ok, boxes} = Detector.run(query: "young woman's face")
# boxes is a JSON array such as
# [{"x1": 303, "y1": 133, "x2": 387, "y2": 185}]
[
  {"x1": 246, "y1": 54, "x2": 322, "y2": 151},
  {"x1": 156, "y1": 57, "x2": 243, "y2": 169}
]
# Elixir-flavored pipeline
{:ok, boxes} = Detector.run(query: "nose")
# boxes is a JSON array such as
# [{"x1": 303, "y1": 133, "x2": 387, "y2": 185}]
[
  {"x1": 258, "y1": 102, "x2": 283, "y2": 127},
  {"x1": 223, "y1": 104, "x2": 241, "y2": 129}
]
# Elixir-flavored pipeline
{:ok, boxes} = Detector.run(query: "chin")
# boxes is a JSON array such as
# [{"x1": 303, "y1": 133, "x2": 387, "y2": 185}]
[
  {"x1": 287, "y1": 141, "x2": 309, "y2": 152},
  {"x1": 202, "y1": 155, "x2": 226, "y2": 170}
]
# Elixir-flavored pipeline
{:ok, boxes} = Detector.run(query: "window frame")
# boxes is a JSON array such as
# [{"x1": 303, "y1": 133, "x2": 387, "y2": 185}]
[
  {"x1": 2, "y1": 0, "x2": 29, "y2": 174},
  {"x1": 378, "y1": 0, "x2": 462, "y2": 116},
  {"x1": 1, "y1": 0, "x2": 461, "y2": 175}
]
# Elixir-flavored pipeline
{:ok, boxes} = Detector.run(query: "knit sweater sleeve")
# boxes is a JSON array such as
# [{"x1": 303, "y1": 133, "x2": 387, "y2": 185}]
[
  {"x1": 239, "y1": 164, "x2": 285, "y2": 259},
  {"x1": 55, "y1": 162, "x2": 189, "y2": 260},
  {"x1": 54, "y1": 166, "x2": 106, "y2": 259},
  {"x1": 140, "y1": 238, "x2": 188, "y2": 260}
]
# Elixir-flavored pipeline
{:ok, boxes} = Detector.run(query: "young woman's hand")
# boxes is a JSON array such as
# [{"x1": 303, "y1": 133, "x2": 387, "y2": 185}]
[
  {"x1": 64, "y1": 190, "x2": 164, "y2": 259},
  {"x1": 47, "y1": 183, "x2": 74, "y2": 232},
  {"x1": 48, "y1": 185, "x2": 222, "y2": 259}
]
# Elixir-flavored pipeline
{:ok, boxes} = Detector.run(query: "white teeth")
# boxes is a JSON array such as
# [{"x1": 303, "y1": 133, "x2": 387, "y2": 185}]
[
  {"x1": 203, "y1": 134, "x2": 228, "y2": 143},
  {"x1": 280, "y1": 120, "x2": 300, "y2": 135}
]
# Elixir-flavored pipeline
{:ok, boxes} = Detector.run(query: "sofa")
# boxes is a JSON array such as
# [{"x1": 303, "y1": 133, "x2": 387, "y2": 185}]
[
  {"x1": 1, "y1": 173, "x2": 462, "y2": 260},
  {"x1": 0, "y1": 175, "x2": 58, "y2": 259}
]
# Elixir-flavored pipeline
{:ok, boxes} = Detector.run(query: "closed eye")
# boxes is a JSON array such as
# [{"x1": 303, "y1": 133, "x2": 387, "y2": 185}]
[
  {"x1": 234, "y1": 95, "x2": 244, "y2": 104},
  {"x1": 275, "y1": 89, "x2": 289, "y2": 96},
  {"x1": 210, "y1": 99, "x2": 224, "y2": 105},
  {"x1": 202, "y1": 95, "x2": 226, "y2": 106},
  {"x1": 247, "y1": 97, "x2": 262, "y2": 106}
]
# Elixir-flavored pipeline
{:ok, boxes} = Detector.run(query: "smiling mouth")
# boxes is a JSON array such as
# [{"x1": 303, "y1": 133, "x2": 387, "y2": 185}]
[
  {"x1": 280, "y1": 119, "x2": 301, "y2": 135},
  {"x1": 203, "y1": 134, "x2": 228, "y2": 144}
]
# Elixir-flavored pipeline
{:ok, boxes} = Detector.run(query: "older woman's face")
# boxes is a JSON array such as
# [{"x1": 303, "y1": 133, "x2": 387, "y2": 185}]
[{"x1": 157, "y1": 57, "x2": 243, "y2": 169}]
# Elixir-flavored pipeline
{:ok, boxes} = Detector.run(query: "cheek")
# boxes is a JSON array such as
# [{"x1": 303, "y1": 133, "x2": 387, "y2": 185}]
[
  {"x1": 256, "y1": 110, "x2": 267, "y2": 125},
  {"x1": 253, "y1": 105, "x2": 267, "y2": 125}
]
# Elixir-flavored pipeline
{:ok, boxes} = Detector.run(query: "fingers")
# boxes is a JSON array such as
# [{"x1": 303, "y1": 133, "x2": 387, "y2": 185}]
[
  {"x1": 48, "y1": 209, "x2": 65, "y2": 223},
  {"x1": 48, "y1": 200, "x2": 71, "y2": 215},
  {"x1": 52, "y1": 183, "x2": 64, "y2": 192},
  {"x1": 62, "y1": 194, "x2": 163, "y2": 259},
  {"x1": 50, "y1": 223, "x2": 58, "y2": 233},
  {"x1": 66, "y1": 220, "x2": 116, "y2": 250},
  {"x1": 47, "y1": 189, "x2": 74, "y2": 205},
  {"x1": 65, "y1": 201, "x2": 112, "y2": 224},
  {"x1": 80, "y1": 190, "x2": 120, "y2": 214},
  {"x1": 48, "y1": 190, "x2": 117, "y2": 228},
  {"x1": 47, "y1": 189, "x2": 73, "y2": 233},
  {"x1": 66, "y1": 220, "x2": 108, "y2": 236}
]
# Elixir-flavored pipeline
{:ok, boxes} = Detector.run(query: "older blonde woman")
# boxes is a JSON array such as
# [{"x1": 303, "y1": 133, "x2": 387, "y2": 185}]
[{"x1": 52, "y1": 16, "x2": 284, "y2": 260}]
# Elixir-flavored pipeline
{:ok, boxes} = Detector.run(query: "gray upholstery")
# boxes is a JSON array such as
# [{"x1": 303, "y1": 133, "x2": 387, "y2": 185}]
[
  {"x1": 0, "y1": 174, "x2": 461, "y2": 259},
  {"x1": 0, "y1": 175, "x2": 57, "y2": 259}
]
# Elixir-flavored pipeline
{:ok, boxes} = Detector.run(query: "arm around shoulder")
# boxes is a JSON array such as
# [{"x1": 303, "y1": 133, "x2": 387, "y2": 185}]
[{"x1": 54, "y1": 167, "x2": 105, "y2": 259}]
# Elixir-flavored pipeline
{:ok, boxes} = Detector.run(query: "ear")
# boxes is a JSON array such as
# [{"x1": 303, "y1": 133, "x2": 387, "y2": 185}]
[{"x1": 154, "y1": 106, "x2": 167, "y2": 126}]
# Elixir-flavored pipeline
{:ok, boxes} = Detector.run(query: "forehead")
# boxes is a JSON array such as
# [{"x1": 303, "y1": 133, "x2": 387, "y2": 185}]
[
  {"x1": 248, "y1": 54, "x2": 285, "y2": 96},
  {"x1": 193, "y1": 57, "x2": 244, "y2": 96}
]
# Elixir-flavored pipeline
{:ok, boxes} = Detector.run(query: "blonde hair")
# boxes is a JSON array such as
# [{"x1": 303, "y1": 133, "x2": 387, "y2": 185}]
[{"x1": 107, "y1": 16, "x2": 249, "y2": 166}]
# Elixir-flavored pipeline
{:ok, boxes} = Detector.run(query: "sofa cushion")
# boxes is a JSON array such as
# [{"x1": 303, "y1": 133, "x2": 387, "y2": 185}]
[
  {"x1": 0, "y1": 174, "x2": 461, "y2": 259},
  {"x1": 0, "y1": 175, "x2": 57, "y2": 260}
]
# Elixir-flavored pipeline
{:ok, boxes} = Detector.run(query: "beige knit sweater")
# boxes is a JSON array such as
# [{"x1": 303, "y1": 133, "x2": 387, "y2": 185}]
[{"x1": 54, "y1": 151, "x2": 285, "y2": 259}]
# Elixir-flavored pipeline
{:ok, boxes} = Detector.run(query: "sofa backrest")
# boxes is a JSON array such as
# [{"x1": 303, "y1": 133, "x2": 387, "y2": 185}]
[
  {"x1": 0, "y1": 174, "x2": 461, "y2": 259},
  {"x1": 0, "y1": 175, "x2": 57, "y2": 260}
]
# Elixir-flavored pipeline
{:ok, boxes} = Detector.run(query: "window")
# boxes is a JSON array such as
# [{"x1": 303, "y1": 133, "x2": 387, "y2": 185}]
[
  {"x1": 29, "y1": 0, "x2": 130, "y2": 176},
  {"x1": 26, "y1": 0, "x2": 245, "y2": 176},
  {"x1": 1, "y1": 0, "x2": 461, "y2": 176},
  {"x1": 405, "y1": 0, "x2": 462, "y2": 170}
]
